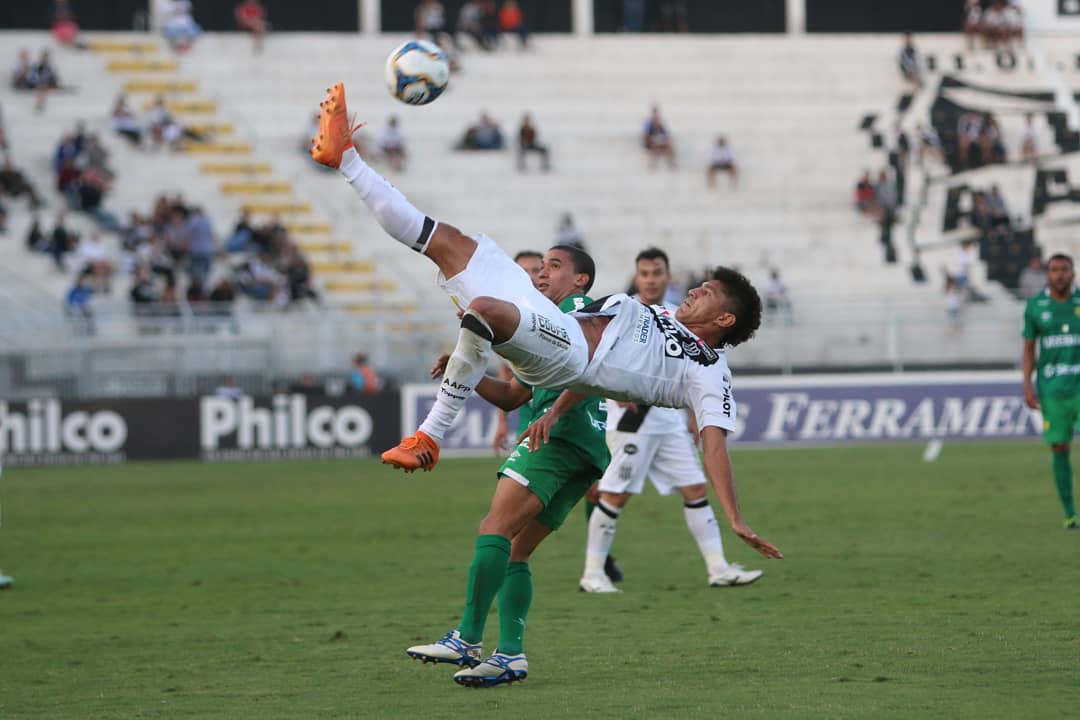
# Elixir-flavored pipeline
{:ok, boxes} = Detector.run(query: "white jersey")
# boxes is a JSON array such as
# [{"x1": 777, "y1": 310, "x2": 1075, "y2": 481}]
[
  {"x1": 604, "y1": 299, "x2": 689, "y2": 435},
  {"x1": 573, "y1": 294, "x2": 737, "y2": 433}
]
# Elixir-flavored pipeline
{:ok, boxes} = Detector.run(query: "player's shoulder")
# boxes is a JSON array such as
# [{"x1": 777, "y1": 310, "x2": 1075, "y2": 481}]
[{"x1": 1027, "y1": 290, "x2": 1050, "y2": 309}]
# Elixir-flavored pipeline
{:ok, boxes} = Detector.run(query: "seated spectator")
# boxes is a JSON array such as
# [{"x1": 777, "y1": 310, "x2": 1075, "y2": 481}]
[
  {"x1": 1017, "y1": 256, "x2": 1044, "y2": 299},
  {"x1": 854, "y1": 171, "x2": 876, "y2": 214},
  {"x1": 51, "y1": 0, "x2": 85, "y2": 49},
  {"x1": 11, "y1": 50, "x2": 34, "y2": 90},
  {"x1": 987, "y1": 185, "x2": 1010, "y2": 226},
  {"x1": 379, "y1": 116, "x2": 407, "y2": 172},
  {"x1": 499, "y1": 0, "x2": 528, "y2": 49},
  {"x1": 235, "y1": 0, "x2": 268, "y2": 53},
  {"x1": 65, "y1": 270, "x2": 95, "y2": 333},
  {"x1": 954, "y1": 239, "x2": 978, "y2": 296},
  {"x1": 978, "y1": 115, "x2": 1006, "y2": 165},
  {"x1": 29, "y1": 49, "x2": 62, "y2": 112},
  {"x1": 130, "y1": 265, "x2": 160, "y2": 307},
  {"x1": 0, "y1": 159, "x2": 45, "y2": 209},
  {"x1": 517, "y1": 114, "x2": 550, "y2": 172},
  {"x1": 236, "y1": 254, "x2": 285, "y2": 304},
  {"x1": 763, "y1": 269, "x2": 792, "y2": 322},
  {"x1": 660, "y1": 1, "x2": 688, "y2": 32},
  {"x1": 75, "y1": 232, "x2": 114, "y2": 292},
  {"x1": 555, "y1": 213, "x2": 585, "y2": 249},
  {"x1": 226, "y1": 208, "x2": 256, "y2": 252},
  {"x1": 282, "y1": 244, "x2": 319, "y2": 305},
  {"x1": 161, "y1": 0, "x2": 202, "y2": 53},
  {"x1": 349, "y1": 353, "x2": 381, "y2": 395},
  {"x1": 706, "y1": 135, "x2": 737, "y2": 189},
  {"x1": 898, "y1": 33, "x2": 922, "y2": 88},
  {"x1": 26, "y1": 218, "x2": 47, "y2": 252},
  {"x1": 957, "y1": 112, "x2": 983, "y2": 167},
  {"x1": 49, "y1": 213, "x2": 75, "y2": 271},
  {"x1": 480, "y1": 1, "x2": 500, "y2": 49},
  {"x1": 643, "y1": 106, "x2": 675, "y2": 169},
  {"x1": 77, "y1": 166, "x2": 122, "y2": 231},
  {"x1": 111, "y1": 95, "x2": 143, "y2": 147},
  {"x1": 186, "y1": 206, "x2": 215, "y2": 286},
  {"x1": 964, "y1": 0, "x2": 983, "y2": 50},
  {"x1": 457, "y1": 0, "x2": 492, "y2": 50},
  {"x1": 415, "y1": 0, "x2": 447, "y2": 44},
  {"x1": 457, "y1": 112, "x2": 504, "y2": 150},
  {"x1": 147, "y1": 95, "x2": 204, "y2": 149},
  {"x1": 1020, "y1": 113, "x2": 1037, "y2": 162}
]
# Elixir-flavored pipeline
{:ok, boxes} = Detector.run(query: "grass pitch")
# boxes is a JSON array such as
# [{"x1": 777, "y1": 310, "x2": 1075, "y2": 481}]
[{"x1": 1, "y1": 443, "x2": 1077, "y2": 719}]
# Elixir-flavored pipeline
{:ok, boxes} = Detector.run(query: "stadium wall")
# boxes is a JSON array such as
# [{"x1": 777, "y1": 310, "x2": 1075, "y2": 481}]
[
  {"x1": 0, "y1": 0, "x2": 145, "y2": 31},
  {"x1": 592, "y1": 0, "x2": 786, "y2": 33},
  {"x1": 380, "y1": 0, "x2": 573, "y2": 33}
]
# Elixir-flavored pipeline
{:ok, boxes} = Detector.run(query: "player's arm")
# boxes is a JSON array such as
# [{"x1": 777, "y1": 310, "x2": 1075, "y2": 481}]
[
  {"x1": 1022, "y1": 338, "x2": 1038, "y2": 409},
  {"x1": 431, "y1": 353, "x2": 532, "y2": 411},
  {"x1": 700, "y1": 426, "x2": 782, "y2": 559},
  {"x1": 519, "y1": 388, "x2": 588, "y2": 449}
]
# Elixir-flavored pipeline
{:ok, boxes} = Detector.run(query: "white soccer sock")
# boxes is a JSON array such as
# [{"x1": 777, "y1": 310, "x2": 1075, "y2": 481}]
[
  {"x1": 683, "y1": 499, "x2": 728, "y2": 575},
  {"x1": 418, "y1": 310, "x2": 493, "y2": 443},
  {"x1": 339, "y1": 147, "x2": 437, "y2": 254},
  {"x1": 584, "y1": 501, "x2": 620, "y2": 577}
]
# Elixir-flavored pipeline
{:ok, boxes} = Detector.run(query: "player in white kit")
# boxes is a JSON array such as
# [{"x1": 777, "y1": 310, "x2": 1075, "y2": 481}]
[
  {"x1": 579, "y1": 249, "x2": 762, "y2": 593},
  {"x1": 310, "y1": 82, "x2": 782, "y2": 562}
]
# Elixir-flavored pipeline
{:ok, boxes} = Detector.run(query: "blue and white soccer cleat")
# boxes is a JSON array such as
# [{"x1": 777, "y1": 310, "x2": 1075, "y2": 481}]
[
  {"x1": 0, "y1": 570, "x2": 13, "y2": 590},
  {"x1": 406, "y1": 630, "x2": 482, "y2": 667},
  {"x1": 453, "y1": 652, "x2": 528, "y2": 688}
]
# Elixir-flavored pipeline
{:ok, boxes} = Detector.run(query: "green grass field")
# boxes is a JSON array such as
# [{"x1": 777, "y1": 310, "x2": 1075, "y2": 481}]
[{"x1": 1, "y1": 443, "x2": 1077, "y2": 719}]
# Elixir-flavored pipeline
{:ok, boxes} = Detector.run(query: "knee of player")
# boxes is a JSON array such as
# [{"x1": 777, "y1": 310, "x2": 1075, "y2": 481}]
[
  {"x1": 600, "y1": 492, "x2": 631, "y2": 509},
  {"x1": 680, "y1": 484, "x2": 708, "y2": 503},
  {"x1": 1052, "y1": 443, "x2": 1071, "y2": 454}
]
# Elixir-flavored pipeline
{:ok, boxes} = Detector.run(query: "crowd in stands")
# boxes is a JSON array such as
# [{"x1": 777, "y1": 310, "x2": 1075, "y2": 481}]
[
  {"x1": 111, "y1": 94, "x2": 207, "y2": 150},
  {"x1": 416, "y1": 0, "x2": 530, "y2": 52},
  {"x1": 161, "y1": 0, "x2": 202, "y2": 53},
  {"x1": 53, "y1": 124, "x2": 122, "y2": 232},
  {"x1": 11, "y1": 48, "x2": 65, "y2": 112},
  {"x1": 964, "y1": 0, "x2": 1024, "y2": 50}
]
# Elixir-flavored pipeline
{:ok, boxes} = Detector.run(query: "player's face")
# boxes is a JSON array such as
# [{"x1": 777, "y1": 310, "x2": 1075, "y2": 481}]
[
  {"x1": 634, "y1": 258, "x2": 670, "y2": 306},
  {"x1": 538, "y1": 248, "x2": 583, "y2": 303},
  {"x1": 515, "y1": 255, "x2": 543, "y2": 289},
  {"x1": 1046, "y1": 258, "x2": 1075, "y2": 295},
  {"x1": 676, "y1": 280, "x2": 734, "y2": 329}
]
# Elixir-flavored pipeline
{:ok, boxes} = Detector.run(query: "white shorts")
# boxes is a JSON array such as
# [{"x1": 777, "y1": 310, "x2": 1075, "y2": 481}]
[
  {"x1": 438, "y1": 233, "x2": 589, "y2": 390},
  {"x1": 598, "y1": 430, "x2": 706, "y2": 496}
]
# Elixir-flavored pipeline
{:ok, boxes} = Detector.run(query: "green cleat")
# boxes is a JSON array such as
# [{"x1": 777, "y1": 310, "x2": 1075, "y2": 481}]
[{"x1": 1065, "y1": 516, "x2": 1079, "y2": 530}]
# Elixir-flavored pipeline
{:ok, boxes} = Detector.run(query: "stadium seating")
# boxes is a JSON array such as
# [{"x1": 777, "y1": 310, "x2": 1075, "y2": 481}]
[{"x1": 0, "y1": 30, "x2": 1065, "y2": 376}]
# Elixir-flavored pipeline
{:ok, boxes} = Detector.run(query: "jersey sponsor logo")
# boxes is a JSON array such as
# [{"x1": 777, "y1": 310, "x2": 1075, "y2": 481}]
[
  {"x1": 648, "y1": 306, "x2": 719, "y2": 366},
  {"x1": 1042, "y1": 363, "x2": 1080, "y2": 378},
  {"x1": 619, "y1": 463, "x2": 634, "y2": 481},
  {"x1": 1041, "y1": 334, "x2": 1080, "y2": 349},
  {"x1": 532, "y1": 312, "x2": 571, "y2": 349},
  {"x1": 632, "y1": 307, "x2": 652, "y2": 345},
  {"x1": 721, "y1": 375, "x2": 734, "y2": 417}
]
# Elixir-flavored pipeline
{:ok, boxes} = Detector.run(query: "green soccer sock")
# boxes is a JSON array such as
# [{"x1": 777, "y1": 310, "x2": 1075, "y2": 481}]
[
  {"x1": 457, "y1": 534, "x2": 511, "y2": 644},
  {"x1": 584, "y1": 500, "x2": 597, "y2": 521},
  {"x1": 496, "y1": 562, "x2": 532, "y2": 655},
  {"x1": 1051, "y1": 450, "x2": 1077, "y2": 519}
]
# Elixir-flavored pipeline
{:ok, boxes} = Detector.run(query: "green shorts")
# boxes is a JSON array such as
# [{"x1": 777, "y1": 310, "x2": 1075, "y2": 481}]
[
  {"x1": 498, "y1": 438, "x2": 600, "y2": 531},
  {"x1": 1041, "y1": 394, "x2": 1080, "y2": 445}
]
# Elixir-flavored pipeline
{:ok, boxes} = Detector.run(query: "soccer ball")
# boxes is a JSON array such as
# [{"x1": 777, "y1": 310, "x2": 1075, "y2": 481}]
[{"x1": 385, "y1": 40, "x2": 450, "y2": 106}]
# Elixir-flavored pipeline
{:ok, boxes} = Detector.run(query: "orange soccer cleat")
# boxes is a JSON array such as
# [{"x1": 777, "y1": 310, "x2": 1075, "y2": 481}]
[
  {"x1": 309, "y1": 82, "x2": 364, "y2": 169},
  {"x1": 381, "y1": 430, "x2": 440, "y2": 472}
]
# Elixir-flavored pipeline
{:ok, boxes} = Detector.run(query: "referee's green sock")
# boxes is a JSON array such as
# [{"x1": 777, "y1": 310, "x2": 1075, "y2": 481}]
[
  {"x1": 1051, "y1": 450, "x2": 1077, "y2": 519},
  {"x1": 496, "y1": 561, "x2": 532, "y2": 655},
  {"x1": 457, "y1": 534, "x2": 510, "y2": 644}
]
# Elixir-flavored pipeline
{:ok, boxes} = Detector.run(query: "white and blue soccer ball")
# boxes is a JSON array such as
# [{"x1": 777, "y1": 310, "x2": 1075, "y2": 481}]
[{"x1": 385, "y1": 40, "x2": 450, "y2": 106}]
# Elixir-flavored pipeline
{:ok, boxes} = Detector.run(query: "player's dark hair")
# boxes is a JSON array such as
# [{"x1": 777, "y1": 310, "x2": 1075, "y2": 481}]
[
  {"x1": 1048, "y1": 253, "x2": 1074, "y2": 268},
  {"x1": 635, "y1": 247, "x2": 670, "y2": 271},
  {"x1": 513, "y1": 250, "x2": 543, "y2": 263},
  {"x1": 550, "y1": 244, "x2": 596, "y2": 293},
  {"x1": 711, "y1": 266, "x2": 762, "y2": 347}
]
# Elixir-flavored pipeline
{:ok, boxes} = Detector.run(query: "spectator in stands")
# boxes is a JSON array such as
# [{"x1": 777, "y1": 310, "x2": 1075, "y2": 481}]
[
  {"x1": 235, "y1": 0, "x2": 269, "y2": 53},
  {"x1": 349, "y1": 353, "x2": 381, "y2": 395},
  {"x1": 49, "y1": 213, "x2": 75, "y2": 271},
  {"x1": 215, "y1": 376, "x2": 244, "y2": 398},
  {"x1": 480, "y1": 1, "x2": 501, "y2": 48},
  {"x1": 111, "y1": 95, "x2": 143, "y2": 147},
  {"x1": 379, "y1": 116, "x2": 407, "y2": 172},
  {"x1": 706, "y1": 135, "x2": 737, "y2": 189},
  {"x1": 660, "y1": 1, "x2": 689, "y2": 32},
  {"x1": 1018, "y1": 255, "x2": 1045, "y2": 299},
  {"x1": 964, "y1": 0, "x2": 983, "y2": 50},
  {"x1": 0, "y1": 158, "x2": 45, "y2": 209},
  {"x1": 643, "y1": 106, "x2": 676, "y2": 169},
  {"x1": 227, "y1": 208, "x2": 255, "y2": 252},
  {"x1": 161, "y1": 0, "x2": 202, "y2": 53},
  {"x1": 11, "y1": 50, "x2": 34, "y2": 90},
  {"x1": 130, "y1": 266, "x2": 160, "y2": 306},
  {"x1": 978, "y1": 116, "x2": 1006, "y2": 165},
  {"x1": 555, "y1": 213, "x2": 585, "y2": 249},
  {"x1": 236, "y1": 253, "x2": 285, "y2": 304},
  {"x1": 1020, "y1": 113, "x2": 1038, "y2": 162},
  {"x1": 855, "y1": 171, "x2": 877, "y2": 214},
  {"x1": 988, "y1": 185, "x2": 1010, "y2": 226},
  {"x1": 457, "y1": 112, "x2": 504, "y2": 150},
  {"x1": 898, "y1": 33, "x2": 922, "y2": 88},
  {"x1": 29, "y1": 49, "x2": 61, "y2": 112},
  {"x1": 283, "y1": 244, "x2": 319, "y2": 305},
  {"x1": 74, "y1": 232, "x2": 114, "y2": 292},
  {"x1": 51, "y1": 0, "x2": 85, "y2": 49},
  {"x1": 26, "y1": 218, "x2": 46, "y2": 252},
  {"x1": 499, "y1": 0, "x2": 529, "y2": 49},
  {"x1": 945, "y1": 276, "x2": 963, "y2": 331},
  {"x1": 164, "y1": 205, "x2": 192, "y2": 264},
  {"x1": 957, "y1": 112, "x2": 983, "y2": 168},
  {"x1": 415, "y1": 0, "x2": 448, "y2": 44},
  {"x1": 517, "y1": 114, "x2": 550, "y2": 172},
  {"x1": 954, "y1": 239, "x2": 978, "y2": 297},
  {"x1": 77, "y1": 166, "x2": 122, "y2": 231},
  {"x1": 65, "y1": 270, "x2": 95, "y2": 333},
  {"x1": 186, "y1": 206, "x2": 215, "y2": 286},
  {"x1": 763, "y1": 269, "x2": 792, "y2": 323},
  {"x1": 457, "y1": 0, "x2": 491, "y2": 50}
]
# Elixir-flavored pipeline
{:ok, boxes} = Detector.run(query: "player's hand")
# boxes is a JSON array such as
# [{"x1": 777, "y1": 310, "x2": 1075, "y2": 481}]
[
  {"x1": 616, "y1": 400, "x2": 639, "y2": 412},
  {"x1": 730, "y1": 521, "x2": 783, "y2": 559},
  {"x1": 518, "y1": 411, "x2": 558, "y2": 452},
  {"x1": 430, "y1": 353, "x2": 451, "y2": 379},
  {"x1": 1023, "y1": 385, "x2": 1039, "y2": 410}
]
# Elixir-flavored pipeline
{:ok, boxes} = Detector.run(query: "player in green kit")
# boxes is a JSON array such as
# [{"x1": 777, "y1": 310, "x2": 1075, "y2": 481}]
[
  {"x1": 1022, "y1": 253, "x2": 1080, "y2": 529},
  {"x1": 405, "y1": 244, "x2": 611, "y2": 687}
]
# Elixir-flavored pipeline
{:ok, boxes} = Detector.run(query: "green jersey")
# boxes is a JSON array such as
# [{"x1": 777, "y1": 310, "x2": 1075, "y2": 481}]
[
  {"x1": 1023, "y1": 289, "x2": 1080, "y2": 399},
  {"x1": 515, "y1": 293, "x2": 609, "y2": 471}
]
